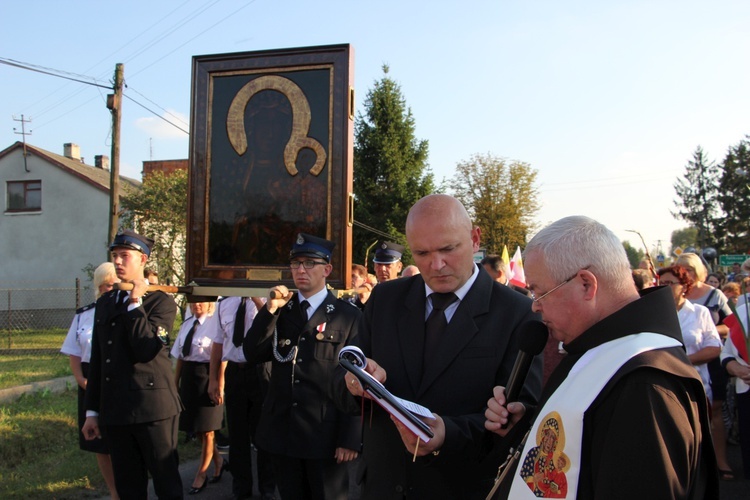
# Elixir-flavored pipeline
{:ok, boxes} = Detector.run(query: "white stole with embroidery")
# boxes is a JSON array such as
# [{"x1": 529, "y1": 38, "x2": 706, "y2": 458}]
[{"x1": 508, "y1": 333, "x2": 682, "y2": 499}]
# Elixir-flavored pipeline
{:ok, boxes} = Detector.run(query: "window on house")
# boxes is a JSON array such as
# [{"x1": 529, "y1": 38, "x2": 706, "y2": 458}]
[{"x1": 7, "y1": 180, "x2": 42, "y2": 212}]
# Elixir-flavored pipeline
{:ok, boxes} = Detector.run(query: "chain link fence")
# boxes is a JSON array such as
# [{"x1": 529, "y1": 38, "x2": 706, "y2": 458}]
[{"x1": 0, "y1": 279, "x2": 96, "y2": 354}]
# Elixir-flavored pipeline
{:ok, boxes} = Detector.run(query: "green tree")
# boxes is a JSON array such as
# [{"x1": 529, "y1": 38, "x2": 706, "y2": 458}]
[
  {"x1": 449, "y1": 153, "x2": 539, "y2": 252},
  {"x1": 672, "y1": 146, "x2": 721, "y2": 249},
  {"x1": 120, "y1": 169, "x2": 188, "y2": 286},
  {"x1": 717, "y1": 137, "x2": 750, "y2": 253},
  {"x1": 670, "y1": 227, "x2": 698, "y2": 252},
  {"x1": 353, "y1": 65, "x2": 435, "y2": 266},
  {"x1": 622, "y1": 240, "x2": 645, "y2": 269}
]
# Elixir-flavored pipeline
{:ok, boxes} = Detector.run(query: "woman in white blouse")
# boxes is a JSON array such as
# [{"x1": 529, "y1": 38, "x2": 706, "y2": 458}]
[
  {"x1": 657, "y1": 266, "x2": 722, "y2": 400},
  {"x1": 171, "y1": 301, "x2": 227, "y2": 494},
  {"x1": 60, "y1": 262, "x2": 119, "y2": 499}
]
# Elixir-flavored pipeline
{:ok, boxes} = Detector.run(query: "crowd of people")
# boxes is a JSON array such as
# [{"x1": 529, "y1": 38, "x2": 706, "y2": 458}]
[
  {"x1": 62, "y1": 194, "x2": 750, "y2": 499},
  {"x1": 631, "y1": 252, "x2": 750, "y2": 483}
]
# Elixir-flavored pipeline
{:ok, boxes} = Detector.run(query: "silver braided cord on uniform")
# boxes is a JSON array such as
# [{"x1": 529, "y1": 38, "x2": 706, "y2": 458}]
[{"x1": 272, "y1": 324, "x2": 298, "y2": 363}]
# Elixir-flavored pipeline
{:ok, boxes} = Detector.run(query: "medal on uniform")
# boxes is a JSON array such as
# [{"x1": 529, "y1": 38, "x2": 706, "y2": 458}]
[{"x1": 315, "y1": 322, "x2": 327, "y2": 340}]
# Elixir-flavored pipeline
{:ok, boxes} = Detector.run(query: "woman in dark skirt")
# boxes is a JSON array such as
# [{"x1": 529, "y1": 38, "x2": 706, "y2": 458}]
[
  {"x1": 172, "y1": 301, "x2": 228, "y2": 494},
  {"x1": 60, "y1": 262, "x2": 119, "y2": 499}
]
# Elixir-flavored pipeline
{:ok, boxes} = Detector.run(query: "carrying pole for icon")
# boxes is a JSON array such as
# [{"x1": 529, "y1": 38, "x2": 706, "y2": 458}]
[{"x1": 485, "y1": 429, "x2": 531, "y2": 500}]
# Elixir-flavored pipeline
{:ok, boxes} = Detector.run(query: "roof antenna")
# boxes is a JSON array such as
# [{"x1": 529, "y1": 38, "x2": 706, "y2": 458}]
[{"x1": 13, "y1": 114, "x2": 32, "y2": 172}]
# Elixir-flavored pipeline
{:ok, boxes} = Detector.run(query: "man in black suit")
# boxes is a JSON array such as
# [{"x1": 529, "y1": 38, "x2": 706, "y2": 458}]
[
  {"x1": 244, "y1": 233, "x2": 362, "y2": 500},
  {"x1": 83, "y1": 230, "x2": 183, "y2": 499},
  {"x1": 334, "y1": 194, "x2": 542, "y2": 499}
]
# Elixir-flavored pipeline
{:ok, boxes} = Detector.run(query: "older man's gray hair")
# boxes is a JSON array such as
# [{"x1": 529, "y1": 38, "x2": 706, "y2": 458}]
[{"x1": 524, "y1": 215, "x2": 634, "y2": 295}]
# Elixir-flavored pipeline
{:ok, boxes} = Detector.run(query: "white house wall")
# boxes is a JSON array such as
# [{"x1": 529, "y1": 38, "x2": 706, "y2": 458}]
[{"x1": 0, "y1": 148, "x2": 111, "y2": 308}]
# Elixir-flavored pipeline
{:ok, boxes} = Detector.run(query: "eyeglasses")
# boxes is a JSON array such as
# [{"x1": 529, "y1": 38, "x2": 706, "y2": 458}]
[
  {"x1": 528, "y1": 267, "x2": 589, "y2": 303},
  {"x1": 290, "y1": 260, "x2": 327, "y2": 270},
  {"x1": 659, "y1": 279, "x2": 681, "y2": 286}
]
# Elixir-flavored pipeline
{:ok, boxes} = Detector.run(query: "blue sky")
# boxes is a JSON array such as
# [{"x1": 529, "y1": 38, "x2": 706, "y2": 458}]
[{"x1": 2, "y1": 0, "x2": 749, "y2": 257}]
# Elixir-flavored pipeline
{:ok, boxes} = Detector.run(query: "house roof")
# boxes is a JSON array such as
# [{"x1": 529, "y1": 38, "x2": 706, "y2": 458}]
[{"x1": 0, "y1": 141, "x2": 141, "y2": 193}]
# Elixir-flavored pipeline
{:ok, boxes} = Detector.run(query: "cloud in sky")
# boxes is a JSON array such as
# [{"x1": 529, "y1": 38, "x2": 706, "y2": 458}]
[{"x1": 134, "y1": 109, "x2": 189, "y2": 139}]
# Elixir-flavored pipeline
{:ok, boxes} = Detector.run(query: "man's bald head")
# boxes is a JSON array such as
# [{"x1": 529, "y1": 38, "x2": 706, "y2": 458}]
[
  {"x1": 406, "y1": 194, "x2": 473, "y2": 235},
  {"x1": 406, "y1": 194, "x2": 480, "y2": 293}
]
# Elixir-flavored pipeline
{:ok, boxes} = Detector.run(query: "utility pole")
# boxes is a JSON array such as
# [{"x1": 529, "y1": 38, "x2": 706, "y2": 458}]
[
  {"x1": 107, "y1": 63, "x2": 124, "y2": 256},
  {"x1": 12, "y1": 114, "x2": 32, "y2": 172}
]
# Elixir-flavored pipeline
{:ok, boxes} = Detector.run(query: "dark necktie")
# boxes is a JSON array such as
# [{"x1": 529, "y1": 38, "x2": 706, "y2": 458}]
[
  {"x1": 300, "y1": 300, "x2": 310, "y2": 321},
  {"x1": 116, "y1": 290, "x2": 128, "y2": 306},
  {"x1": 232, "y1": 298, "x2": 247, "y2": 348},
  {"x1": 182, "y1": 319, "x2": 200, "y2": 358},
  {"x1": 423, "y1": 292, "x2": 458, "y2": 372}
]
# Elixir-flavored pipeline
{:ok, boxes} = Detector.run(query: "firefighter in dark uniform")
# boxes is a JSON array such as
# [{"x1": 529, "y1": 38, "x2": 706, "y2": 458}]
[
  {"x1": 243, "y1": 233, "x2": 362, "y2": 500},
  {"x1": 83, "y1": 230, "x2": 183, "y2": 499},
  {"x1": 373, "y1": 240, "x2": 405, "y2": 282}
]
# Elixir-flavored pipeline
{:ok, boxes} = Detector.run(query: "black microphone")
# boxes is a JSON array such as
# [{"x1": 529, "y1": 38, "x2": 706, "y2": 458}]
[{"x1": 505, "y1": 320, "x2": 549, "y2": 404}]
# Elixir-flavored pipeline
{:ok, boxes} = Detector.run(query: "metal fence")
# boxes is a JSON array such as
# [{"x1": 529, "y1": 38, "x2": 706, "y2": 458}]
[{"x1": 0, "y1": 279, "x2": 96, "y2": 354}]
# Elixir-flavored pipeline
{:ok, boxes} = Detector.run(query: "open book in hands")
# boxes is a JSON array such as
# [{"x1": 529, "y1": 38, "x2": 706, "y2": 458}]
[{"x1": 339, "y1": 345, "x2": 435, "y2": 442}]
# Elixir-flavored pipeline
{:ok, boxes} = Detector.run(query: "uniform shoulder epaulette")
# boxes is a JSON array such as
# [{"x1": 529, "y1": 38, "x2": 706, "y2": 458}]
[
  {"x1": 76, "y1": 302, "x2": 96, "y2": 314},
  {"x1": 336, "y1": 297, "x2": 360, "y2": 309}
]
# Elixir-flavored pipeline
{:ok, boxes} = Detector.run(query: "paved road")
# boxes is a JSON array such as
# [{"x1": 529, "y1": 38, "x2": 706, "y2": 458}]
[
  {"x1": 139, "y1": 449, "x2": 362, "y2": 500},
  {"x1": 719, "y1": 440, "x2": 747, "y2": 499},
  {"x1": 135, "y1": 444, "x2": 746, "y2": 500}
]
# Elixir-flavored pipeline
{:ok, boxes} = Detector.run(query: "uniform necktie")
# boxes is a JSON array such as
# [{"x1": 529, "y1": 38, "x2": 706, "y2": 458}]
[
  {"x1": 300, "y1": 300, "x2": 310, "y2": 321},
  {"x1": 116, "y1": 290, "x2": 128, "y2": 306},
  {"x1": 423, "y1": 292, "x2": 458, "y2": 372},
  {"x1": 232, "y1": 298, "x2": 247, "y2": 348},
  {"x1": 182, "y1": 319, "x2": 199, "y2": 358}
]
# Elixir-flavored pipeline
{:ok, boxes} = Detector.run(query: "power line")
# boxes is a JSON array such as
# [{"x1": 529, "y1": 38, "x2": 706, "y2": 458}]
[
  {"x1": 0, "y1": 56, "x2": 112, "y2": 128},
  {"x1": 128, "y1": 0, "x2": 257, "y2": 80},
  {"x1": 126, "y1": 85, "x2": 190, "y2": 127},
  {"x1": 123, "y1": 93, "x2": 189, "y2": 135},
  {"x1": 31, "y1": 87, "x2": 104, "y2": 127},
  {"x1": 4, "y1": 1, "x2": 201, "y2": 120},
  {"x1": 31, "y1": 95, "x2": 104, "y2": 133},
  {"x1": 353, "y1": 220, "x2": 397, "y2": 240},
  {"x1": 84, "y1": 0, "x2": 200, "y2": 82},
  {"x1": 0, "y1": 57, "x2": 111, "y2": 89},
  {"x1": 123, "y1": 0, "x2": 223, "y2": 74},
  {"x1": 2, "y1": 2, "x2": 256, "y2": 142},
  {"x1": 2, "y1": 56, "x2": 187, "y2": 136}
]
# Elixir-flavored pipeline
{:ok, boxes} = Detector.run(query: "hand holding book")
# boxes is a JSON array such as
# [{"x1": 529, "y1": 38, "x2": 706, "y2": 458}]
[{"x1": 339, "y1": 346, "x2": 436, "y2": 443}]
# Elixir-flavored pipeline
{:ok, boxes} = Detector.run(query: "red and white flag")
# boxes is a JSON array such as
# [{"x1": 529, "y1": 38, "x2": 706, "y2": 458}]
[{"x1": 509, "y1": 246, "x2": 526, "y2": 288}]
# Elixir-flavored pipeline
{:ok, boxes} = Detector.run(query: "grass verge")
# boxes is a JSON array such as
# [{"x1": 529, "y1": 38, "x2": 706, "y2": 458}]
[
  {"x1": 1, "y1": 316, "x2": 186, "y2": 391},
  {"x1": 0, "y1": 354, "x2": 70, "y2": 391},
  {"x1": 1, "y1": 328, "x2": 68, "y2": 349},
  {"x1": 0, "y1": 388, "x2": 202, "y2": 499},
  {"x1": 0, "y1": 328, "x2": 70, "y2": 391}
]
